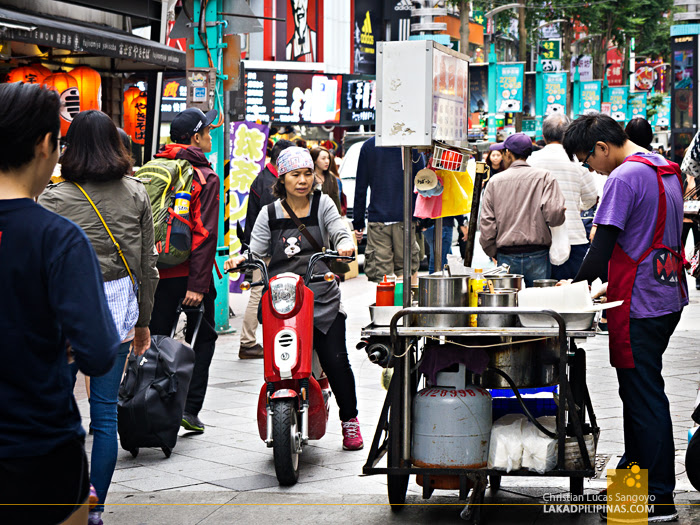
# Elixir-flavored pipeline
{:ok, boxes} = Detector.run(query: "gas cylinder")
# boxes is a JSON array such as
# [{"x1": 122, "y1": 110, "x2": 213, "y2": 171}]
[{"x1": 412, "y1": 363, "x2": 492, "y2": 472}]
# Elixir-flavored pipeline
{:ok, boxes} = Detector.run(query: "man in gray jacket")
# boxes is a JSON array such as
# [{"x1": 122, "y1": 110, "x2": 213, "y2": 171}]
[{"x1": 479, "y1": 133, "x2": 566, "y2": 287}]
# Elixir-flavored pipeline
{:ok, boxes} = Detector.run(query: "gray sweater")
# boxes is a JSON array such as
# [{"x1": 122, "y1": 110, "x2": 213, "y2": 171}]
[{"x1": 250, "y1": 193, "x2": 354, "y2": 257}]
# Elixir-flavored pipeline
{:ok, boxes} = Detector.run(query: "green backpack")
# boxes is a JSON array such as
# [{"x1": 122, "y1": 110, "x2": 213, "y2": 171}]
[{"x1": 135, "y1": 158, "x2": 204, "y2": 269}]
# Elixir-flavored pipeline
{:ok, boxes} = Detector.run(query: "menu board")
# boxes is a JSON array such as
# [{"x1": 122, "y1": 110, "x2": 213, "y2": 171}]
[
  {"x1": 244, "y1": 69, "x2": 342, "y2": 125},
  {"x1": 340, "y1": 75, "x2": 376, "y2": 125},
  {"x1": 432, "y1": 47, "x2": 469, "y2": 142}
]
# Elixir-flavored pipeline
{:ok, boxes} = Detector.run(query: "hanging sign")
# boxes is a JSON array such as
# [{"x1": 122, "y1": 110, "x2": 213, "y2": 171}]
[
  {"x1": 571, "y1": 55, "x2": 593, "y2": 82},
  {"x1": 542, "y1": 72, "x2": 567, "y2": 116},
  {"x1": 627, "y1": 92, "x2": 648, "y2": 121},
  {"x1": 496, "y1": 63, "x2": 524, "y2": 114},
  {"x1": 650, "y1": 96, "x2": 671, "y2": 128},
  {"x1": 609, "y1": 86, "x2": 629, "y2": 122},
  {"x1": 580, "y1": 81, "x2": 602, "y2": 115}
]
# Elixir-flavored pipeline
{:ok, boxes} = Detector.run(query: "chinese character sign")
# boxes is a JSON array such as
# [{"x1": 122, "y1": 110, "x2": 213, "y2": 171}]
[
  {"x1": 609, "y1": 86, "x2": 629, "y2": 122},
  {"x1": 580, "y1": 81, "x2": 601, "y2": 115},
  {"x1": 570, "y1": 55, "x2": 593, "y2": 82},
  {"x1": 627, "y1": 92, "x2": 647, "y2": 121},
  {"x1": 542, "y1": 72, "x2": 567, "y2": 116},
  {"x1": 540, "y1": 39, "x2": 561, "y2": 60},
  {"x1": 606, "y1": 47, "x2": 624, "y2": 87},
  {"x1": 496, "y1": 64, "x2": 524, "y2": 114},
  {"x1": 651, "y1": 96, "x2": 671, "y2": 128}
]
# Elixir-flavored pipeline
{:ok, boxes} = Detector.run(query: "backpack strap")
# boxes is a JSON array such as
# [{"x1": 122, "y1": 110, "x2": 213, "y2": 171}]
[
  {"x1": 193, "y1": 166, "x2": 206, "y2": 185},
  {"x1": 72, "y1": 182, "x2": 136, "y2": 288}
]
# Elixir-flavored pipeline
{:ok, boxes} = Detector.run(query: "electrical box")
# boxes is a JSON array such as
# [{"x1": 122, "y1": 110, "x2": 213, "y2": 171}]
[
  {"x1": 186, "y1": 67, "x2": 217, "y2": 112},
  {"x1": 376, "y1": 40, "x2": 470, "y2": 147}
]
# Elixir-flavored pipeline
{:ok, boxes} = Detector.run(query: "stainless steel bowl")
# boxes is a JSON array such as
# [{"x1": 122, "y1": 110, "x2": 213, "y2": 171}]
[
  {"x1": 487, "y1": 274, "x2": 524, "y2": 290},
  {"x1": 533, "y1": 279, "x2": 558, "y2": 287},
  {"x1": 416, "y1": 275, "x2": 469, "y2": 327}
]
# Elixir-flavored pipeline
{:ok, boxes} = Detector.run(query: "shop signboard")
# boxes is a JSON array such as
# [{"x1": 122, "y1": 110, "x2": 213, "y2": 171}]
[
  {"x1": 160, "y1": 77, "x2": 187, "y2": 122},
  {"x1": 609, "y1": 86, "x2": 629, "y2": 122},
  {"x1": 355, "y1": 0, "x2": 380, "y2": 74},
  {"x1": 244, "y1": 69, "x2": 342, "y2": 125},
  {"x1": 606, "y1": 47, "x2": 624, "y2": 87},
  {"x1": 495, "y1": 63, "x2": 524, "y2": 114},
  {"x1": 385, "y1": 0, "x2": 412, "y2": 41},
  {"x1": 601, "y1": 102, "x2": 612, "y2": 116},
  {"x1": 580, "y1": 81, "x2": 601, "y2": 115},
  {"x1": 469, "y1": 64, "x2": 488, "y2": 114},
  {"x1": 539, "y1": 39, "x2": 561, "y2": 60},
  {"x1": 275, "y1": 0, "x2": 324, "y2": 63},
  {"x1": 627, "y1": 92, "x2": 648, "y2": 121},
  {"x1": 571, "y1": 55, "x2": 593, "y2": 82},
  {"x1": 542, "y1": 72, "x2": 567, "y2": 116},
  {"x1": 651, "y1": 95, "x2": 671, "y2": 128},
  {"x1": 340, "y1": 75, "x2": 376, "y2": 125}
]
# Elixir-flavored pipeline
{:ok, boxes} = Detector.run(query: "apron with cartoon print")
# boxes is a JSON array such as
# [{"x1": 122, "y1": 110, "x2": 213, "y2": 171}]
[{"x1": 266, "y1": 192, "x2": 341, "y2": 334}]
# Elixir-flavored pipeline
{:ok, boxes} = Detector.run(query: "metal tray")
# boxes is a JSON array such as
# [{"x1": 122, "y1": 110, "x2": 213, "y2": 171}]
[{"x1": 518, "y1": 311, "x2": 596, "y2": 330}]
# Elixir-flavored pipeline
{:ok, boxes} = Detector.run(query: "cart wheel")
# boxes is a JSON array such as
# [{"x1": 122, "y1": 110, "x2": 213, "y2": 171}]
[
  {"x1": 162, "y1": 446, "x2": 172, "y2": 458},
  {"x1": 570, "y1": 477, "x2": 584, "y2": 497},
  {"x1": 489, "y1": 474, "x2": 501, "y2": 493},
  {"x1": 387, "y1": 441, "x2": 409, "y2": 511},
  {"x1": 129, "y1": 448, "x2": 139, "y2": 458}
]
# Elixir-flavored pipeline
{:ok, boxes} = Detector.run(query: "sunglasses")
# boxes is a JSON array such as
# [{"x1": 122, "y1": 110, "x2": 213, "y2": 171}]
[{"x1": 581, "y1": 146, "x2": 596, "y2": 169}]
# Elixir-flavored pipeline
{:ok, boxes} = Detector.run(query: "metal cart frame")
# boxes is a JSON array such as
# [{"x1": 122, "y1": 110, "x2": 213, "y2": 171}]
[{"x1": 361, "y1": 308, "x2": 600, "y2": 524}]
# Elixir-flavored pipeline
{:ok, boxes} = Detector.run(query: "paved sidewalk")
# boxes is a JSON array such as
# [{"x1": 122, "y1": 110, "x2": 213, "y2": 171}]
[{"x1": 78, "y1": 274, "x2": 700, "y2": 524}]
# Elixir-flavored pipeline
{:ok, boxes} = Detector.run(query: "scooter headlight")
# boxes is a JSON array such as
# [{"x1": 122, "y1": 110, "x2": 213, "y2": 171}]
[{"x1": 270, "y1": 276, "x2": 298, "y2": 314}]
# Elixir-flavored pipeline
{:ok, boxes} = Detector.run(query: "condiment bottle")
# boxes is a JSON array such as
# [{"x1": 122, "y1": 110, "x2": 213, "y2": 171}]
[
  {"x1": 394, "y1": 280, "x2": 404, "y2": 306},
  {"x1": 376, "y1": 275, "x2": 395, "y2": 306},
  {"x1": 469, "y1": 269, "x2": 486, "y2": 326}
]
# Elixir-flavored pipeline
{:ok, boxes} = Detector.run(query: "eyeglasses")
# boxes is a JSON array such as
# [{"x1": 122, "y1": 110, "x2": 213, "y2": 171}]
[{"x1": 581, "y1": 146, "x2": 596, "y2": 169}]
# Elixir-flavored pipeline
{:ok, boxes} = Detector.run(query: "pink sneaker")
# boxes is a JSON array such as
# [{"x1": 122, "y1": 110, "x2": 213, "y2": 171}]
[{"x1": 341, "y1": 418, "x2": 364, "y2": 450}]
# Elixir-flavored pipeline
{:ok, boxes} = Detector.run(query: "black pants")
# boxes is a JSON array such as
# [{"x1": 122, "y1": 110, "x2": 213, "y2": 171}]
[
  {"x1": 0, "y1": 437, "x2": 90, "y2": 525},
  {"x1": 616, "y1": 311, "x2": 681, "y2": 497},
  {"x1": 314, "y1": 313, "x2": 358, "y2": 422},
  {"x1": 150, "y1": 276, "x2": 218, "y2": 416}
]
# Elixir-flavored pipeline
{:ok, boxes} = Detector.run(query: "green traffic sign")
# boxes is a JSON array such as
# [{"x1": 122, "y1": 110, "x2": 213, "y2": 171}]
[{"x1": 540, "y1": 39, "x2": 561, "y2": 60}]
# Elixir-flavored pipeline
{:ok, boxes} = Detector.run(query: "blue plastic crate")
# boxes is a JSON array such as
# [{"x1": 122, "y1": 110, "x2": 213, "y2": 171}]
[
  {"x1": 489, "y1": 385, "x2": 558, "y2": 398},
  {"x1": 491, "y1": 392, "x2": 558, "y2": 422}
]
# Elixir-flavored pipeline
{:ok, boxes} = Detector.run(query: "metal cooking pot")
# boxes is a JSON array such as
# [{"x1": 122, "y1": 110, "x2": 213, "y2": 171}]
[
  {"x1": 467, "y1": 337, "x2": 560, "y2": 388},
  {"x1": 533, "y1": 279, "x2": 558, "y2": 287},
  {"x1": 487, "y1": 274, "x2": 524, "y2": 290},
  {"x1": 477, "y1": 289, "x2": 518, "y2": 327},
  {"x1": 416, "y1": 275, "x2": 469, "y2": 327}
]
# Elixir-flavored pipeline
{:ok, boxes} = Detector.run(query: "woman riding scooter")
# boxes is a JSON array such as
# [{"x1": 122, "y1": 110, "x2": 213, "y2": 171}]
[{"x1": 224, "y1": 147, "x2": 363, "y2": 451}]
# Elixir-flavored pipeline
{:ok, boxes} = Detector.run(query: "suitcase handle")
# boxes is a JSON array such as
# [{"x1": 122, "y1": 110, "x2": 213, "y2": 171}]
[{"x1": 170, "y1": 299, "x2": 205, "y2": 347}]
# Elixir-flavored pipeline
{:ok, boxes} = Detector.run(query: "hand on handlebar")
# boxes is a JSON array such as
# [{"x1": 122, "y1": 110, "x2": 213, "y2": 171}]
[
  {"x1": 336, "y1": 247, "x2": 355, "y2": 258},
  {"x1": 224, "y1": 255, "x2": 246, "y2": 272}
]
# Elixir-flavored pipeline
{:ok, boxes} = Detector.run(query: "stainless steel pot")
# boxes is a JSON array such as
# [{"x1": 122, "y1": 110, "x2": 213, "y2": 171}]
[
  {"x1": 487, "y1": 274, "x2": 524, "y2": 290},
  {"x1": 467, "y1": 337, "x2": 560, "y2": 388},
  {"x1": 416, "y1": 275, "x2": 469, "y2": 327},
  {"x1": 533, "y1": 279, "x2": 558, "y2": 287},
  {"x1": 476, "y1": 289, "x2": 518, "y2": 327}
]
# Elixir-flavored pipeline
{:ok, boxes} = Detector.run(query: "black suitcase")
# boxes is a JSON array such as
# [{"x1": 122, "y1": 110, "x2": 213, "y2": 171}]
[{"x1": 117, "y1": 301, "x2": 203, "y2": 458}]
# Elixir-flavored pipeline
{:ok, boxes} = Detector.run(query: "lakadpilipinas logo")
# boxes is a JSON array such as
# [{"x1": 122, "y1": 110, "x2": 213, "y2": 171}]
[
  {"x1": 361, "y1": 12, "x2": 374, "y2": 46},
  {"x1": 607, "y1": 463, "x2": 654, "y2": 521}
]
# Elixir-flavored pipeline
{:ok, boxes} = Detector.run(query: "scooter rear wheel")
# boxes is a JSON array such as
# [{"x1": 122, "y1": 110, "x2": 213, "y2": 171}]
[{"x1": 272, "y1": 399, "x2": 300, "y2": 486}]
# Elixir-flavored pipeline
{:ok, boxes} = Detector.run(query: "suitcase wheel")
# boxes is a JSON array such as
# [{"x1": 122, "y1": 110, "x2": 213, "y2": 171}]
[
  {"x1": 129, "y1": 448, "x2": 139, "y2": 458},
  {"x1": 162, "y1": 446, "x2": 172, "y2": 458}
]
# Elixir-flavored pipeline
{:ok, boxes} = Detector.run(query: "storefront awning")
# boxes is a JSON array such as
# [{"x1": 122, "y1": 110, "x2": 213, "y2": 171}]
[{"x1": 0, "y1": 7, "x2": 185, "y2": 70}]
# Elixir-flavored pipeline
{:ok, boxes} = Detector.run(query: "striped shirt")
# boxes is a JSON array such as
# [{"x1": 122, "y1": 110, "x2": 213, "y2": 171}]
[
  {"x1": 104, "y1": 275, "x2": 139, "y2": 342},
  {"x1": 529, "y1": 144, "x2": 598, "y2": 245}
]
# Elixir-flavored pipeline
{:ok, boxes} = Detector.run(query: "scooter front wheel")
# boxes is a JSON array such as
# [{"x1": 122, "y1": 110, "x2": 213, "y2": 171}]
[{"x1": 272, "y1": 399, "x2": 301, "y2": 486}]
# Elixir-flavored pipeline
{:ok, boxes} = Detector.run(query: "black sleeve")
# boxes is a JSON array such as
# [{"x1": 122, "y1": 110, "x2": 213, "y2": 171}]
[
  {"x1": 244, "y1": 177, "x2": 262, "y2": 244},
  {"x1": 573, "y1": 224, "x2": 621, "y2": 284}
]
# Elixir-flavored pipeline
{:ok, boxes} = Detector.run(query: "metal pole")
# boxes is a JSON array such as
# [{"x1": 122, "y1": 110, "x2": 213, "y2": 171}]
[
  {"x1": 401, "y1": 146, "x2": 412, "y2": 462},
  {"x1": 464, "y1": 164, "x2": 486, "y2": 267},
  {"x1": 573, "y1": 62, "x2": 581, "y2": 117},
  {"x1": 535, "y1": 56, "x2": 544, "y2": 141},
  {"x1": 434, "y1": 217, "x2": 442, "y2": 273},
  {"x1": 487, "y1": 43, "x2": 497, "y2": 143}
]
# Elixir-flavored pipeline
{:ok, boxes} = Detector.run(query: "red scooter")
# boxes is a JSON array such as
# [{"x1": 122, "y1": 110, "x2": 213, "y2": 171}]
[{"x1": 227, "y1": 231, "x2": 354, "y2": 485}]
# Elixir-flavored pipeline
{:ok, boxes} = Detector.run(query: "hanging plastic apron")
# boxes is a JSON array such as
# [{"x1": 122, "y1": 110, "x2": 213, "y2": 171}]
[
  {"x1": 606, "y1": 156, "x2": 686, "y2": 368},
  {"x1": 266, "y1": 192, "x2": 341, "y2": 335}
]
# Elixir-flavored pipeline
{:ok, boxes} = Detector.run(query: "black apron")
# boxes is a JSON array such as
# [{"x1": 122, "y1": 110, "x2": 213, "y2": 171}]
[{"x1": 267, "y1": 192, "x2": 341, "y2": 334}]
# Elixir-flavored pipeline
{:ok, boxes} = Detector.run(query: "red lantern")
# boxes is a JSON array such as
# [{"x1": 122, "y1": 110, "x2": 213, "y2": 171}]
[
  {"x1": 7, "y1": 65, "x2": 45, "y2": 84},
  {"x1": 123, "y1": 86, "x2": 147, "y2": 145},
  {"x1": 30, "y1": 63, "x2": 52, "y2": 83},
  {"x1": 43, "y1": 72, "x2": 80, "y2": 137},
  {"x1": 70, "y1": 66, "x2": 102, "y2": 111}
]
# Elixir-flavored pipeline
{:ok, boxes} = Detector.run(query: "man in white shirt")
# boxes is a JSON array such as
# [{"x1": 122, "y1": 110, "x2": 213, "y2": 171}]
[{"x1": 529, "y1": 114, "x2": 598, "y2": 279}]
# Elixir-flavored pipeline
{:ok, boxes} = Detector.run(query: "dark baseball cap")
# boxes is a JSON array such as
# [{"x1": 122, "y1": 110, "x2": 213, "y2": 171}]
[
  {"x1": 170, "y1": 108, "x2": 218, "y2": 143},
  {"x1": 490, "y1": 132, "x2": 533, "y2": 156}
]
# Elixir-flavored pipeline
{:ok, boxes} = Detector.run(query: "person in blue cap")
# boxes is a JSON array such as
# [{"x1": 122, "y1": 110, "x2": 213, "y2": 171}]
[{"x1": 479, "y1": 132, "x2": 566, "y2": 286}]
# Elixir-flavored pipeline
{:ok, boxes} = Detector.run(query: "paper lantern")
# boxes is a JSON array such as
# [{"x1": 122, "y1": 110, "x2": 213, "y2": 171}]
[
  {"x1": 43, "y1": 72, "x2": 80, "y2": 137},
  {"x1": 30, "y1": 63, "x2": 52, "y2": 83},
  {"x1": 70, "y1": 66, "x2": 102, "y2": 111},
  {"x1": 123, "y1": 86, "x2": 147, "y2": 145},
  {"x1": 7, "y1": 65, "x2": 45, "y2": 84}
]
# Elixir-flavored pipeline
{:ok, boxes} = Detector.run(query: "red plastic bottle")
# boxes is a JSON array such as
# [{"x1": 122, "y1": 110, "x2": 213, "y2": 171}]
[{"x1": 376, "y1": 275, "x2": 395, "y2": 306}]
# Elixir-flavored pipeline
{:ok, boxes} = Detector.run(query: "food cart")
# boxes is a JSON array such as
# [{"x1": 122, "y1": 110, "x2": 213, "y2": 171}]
[{"x1": 361, "y1": 40, "x2": 601, "y2": 524}]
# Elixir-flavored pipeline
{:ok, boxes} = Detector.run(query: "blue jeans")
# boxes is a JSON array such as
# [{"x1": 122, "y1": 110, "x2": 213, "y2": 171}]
[
  {"x1": 496, "y1": 249, "x2": 551, "y2": 288},
  {"x1": 617, "y1": 312, "x2": 681, "y2": 496},
  {"x1": 72, "y1": 341, "x2": 130, "y2": 512},
  {"x1": 423, "y1": 225, "x2": 454, "y2": 273},
  {"x1": 551, "y1": 243, "x2": 589, "y2": 281}
]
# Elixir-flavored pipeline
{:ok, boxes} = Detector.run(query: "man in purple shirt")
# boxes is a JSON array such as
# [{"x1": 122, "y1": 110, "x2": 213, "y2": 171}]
[{"x1": 563, "y1": 114, "x2": 686, "y2": 522}]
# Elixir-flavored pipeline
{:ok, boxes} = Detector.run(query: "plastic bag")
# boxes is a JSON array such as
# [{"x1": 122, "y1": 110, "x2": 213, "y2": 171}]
[
  {"x1": 439, "y1": 169, "x2": 474, "y2": 217},
  {"x1": 549, "y1": 224, "x2": 571, "y2": 266},
  {"x1": 487, "y1": 414, "x2": 527, "y2": 472},
  {"x1": 414, "y1": 193, "x2": 443, "y2": 219},
  {"x1": 521, "y1": 416, "x2": 557, "y2": 474}
]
